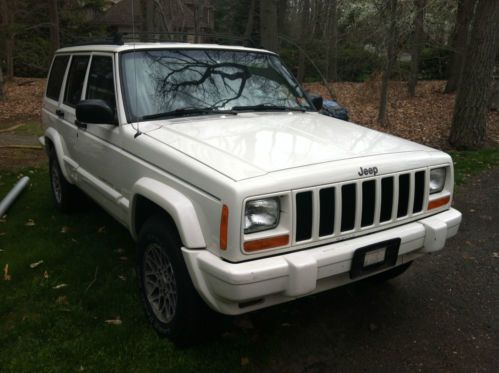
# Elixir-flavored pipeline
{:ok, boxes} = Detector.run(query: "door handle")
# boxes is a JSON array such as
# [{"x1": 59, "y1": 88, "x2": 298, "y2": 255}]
[
  {"x1": 75, "y1": 119, "x2": 87, "y2": 129},
  {"x1": 55, "y1": 109, "x2": 64, "y2": 118}
]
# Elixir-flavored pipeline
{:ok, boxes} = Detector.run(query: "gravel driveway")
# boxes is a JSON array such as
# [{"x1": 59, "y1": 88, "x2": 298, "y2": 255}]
[{"x1": 233, "y1": 167, "x2": 499, "y2": 373}]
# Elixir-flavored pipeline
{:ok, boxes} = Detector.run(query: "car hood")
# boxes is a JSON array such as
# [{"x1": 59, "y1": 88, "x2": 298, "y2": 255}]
[{"x1": 144, "y1": 112, "x2": 434, "y2": 181}]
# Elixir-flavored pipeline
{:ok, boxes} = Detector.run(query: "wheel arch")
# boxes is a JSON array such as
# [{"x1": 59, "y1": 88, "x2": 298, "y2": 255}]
[
  {"x1": 130, "y1": 178, "x2": 206, "y2": 249},
  {"x1": 44, "y1": 127, "x2": 72, "y2": 182}
]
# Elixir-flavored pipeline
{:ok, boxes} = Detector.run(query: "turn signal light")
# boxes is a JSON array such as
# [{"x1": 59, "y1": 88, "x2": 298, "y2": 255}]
[
  {"x1": 244, "y1": 234, "x2": 289, "y2": 252},
  {"x1": 220, "y1": 204, "x2": 229, "y2": 250},
  {"x1": 428, "y1": 195, "x2": 450, "y2": 210}
]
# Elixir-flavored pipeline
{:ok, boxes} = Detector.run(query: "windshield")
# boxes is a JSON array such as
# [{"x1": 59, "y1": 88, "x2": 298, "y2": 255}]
[{"x1": 120, "y1": 49, "x2": 313, "y2": 121}]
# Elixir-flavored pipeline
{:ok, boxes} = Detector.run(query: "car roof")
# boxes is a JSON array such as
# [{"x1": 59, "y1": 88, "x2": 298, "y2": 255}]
[{"x1": 56, "y1": 42, "x2": 276, "y2": 55}]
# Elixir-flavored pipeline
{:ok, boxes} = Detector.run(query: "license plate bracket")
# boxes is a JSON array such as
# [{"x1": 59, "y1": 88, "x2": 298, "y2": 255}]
[{"x1": 349, "y1": 238, "x2": 401, "y2": 279}]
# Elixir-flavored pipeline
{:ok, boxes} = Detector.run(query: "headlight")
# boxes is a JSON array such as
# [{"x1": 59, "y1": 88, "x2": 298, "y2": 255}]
[
  {"x1": 244, "y1": 197, "x2": 280, "y2": 234},
  {"x1": 430, "y1": 168, "x2": 446, "y2": 194}
]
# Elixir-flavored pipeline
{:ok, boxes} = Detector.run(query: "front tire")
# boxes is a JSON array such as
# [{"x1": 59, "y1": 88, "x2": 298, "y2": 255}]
[{"x1": 137, "y1": 215, "x2": 207, "y2": 346}]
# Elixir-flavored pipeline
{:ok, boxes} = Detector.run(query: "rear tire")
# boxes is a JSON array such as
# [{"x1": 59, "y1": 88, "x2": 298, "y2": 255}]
[
  {"x1": 137, "y1": 215, "x2": 208, "y2": 346},
  {"x1": 368, "y1": 262, "x2": 412, "y2": 283},
  {"x1": 49, "y1": 151, "x2": 79, "y2": 213}
]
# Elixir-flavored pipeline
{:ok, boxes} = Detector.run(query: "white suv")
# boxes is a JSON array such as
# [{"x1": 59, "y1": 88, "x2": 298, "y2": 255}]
[{"x1": 41, "y1": 42, "x2": 462, "y2": 344}]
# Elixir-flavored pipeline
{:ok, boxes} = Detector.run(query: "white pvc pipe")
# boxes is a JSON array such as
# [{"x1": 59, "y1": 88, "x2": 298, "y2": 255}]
[{"x1": 0, "y1": 176, "x2": 30, "y2": 217}]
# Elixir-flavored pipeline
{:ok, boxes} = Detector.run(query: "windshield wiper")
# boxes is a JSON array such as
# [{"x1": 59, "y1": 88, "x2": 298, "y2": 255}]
[
  {"x1": 231, "y1": 104, "x2": 307, "y2": 112},
  {"x1": 142, "y1": 107, "x2": 237, "y2": 121}
]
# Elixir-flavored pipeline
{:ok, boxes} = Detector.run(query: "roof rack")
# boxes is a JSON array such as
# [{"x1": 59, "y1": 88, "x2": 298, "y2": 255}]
[{"x1": 64, "y1": 32, "x2": 258, "y2": 48}]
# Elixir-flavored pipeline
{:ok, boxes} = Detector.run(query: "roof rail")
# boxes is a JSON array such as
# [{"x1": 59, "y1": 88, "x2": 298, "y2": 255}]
[{"x1": 63, "y1": 32, "x2": 258, "y2": 48}]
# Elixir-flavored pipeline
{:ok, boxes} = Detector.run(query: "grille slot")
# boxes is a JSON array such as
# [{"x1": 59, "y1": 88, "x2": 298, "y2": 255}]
[
  {"x1": 361, "y1": 180, "x2": 376, "y2": 227},
  {"x1": 319, "y1": 187, "x2": 335, "y2": 236},
  {"x1": 380, "y1": 177, "x2": 394, "y2": 222},
  {"x1": 397, "y1": 174, "x2": 410, "y2": 218},
  {"x1": 413, "y1": 171, "x2": 425, "y2": 213},
  {"x1": 294, "y1": 169, "x2": 428, "y2": 244},
  {"x1": 296, "y1": 191, "x2": 313, "y2": 241},
  {"x1": 341, "y1": 184, "x2": 356, "y2": 232}
]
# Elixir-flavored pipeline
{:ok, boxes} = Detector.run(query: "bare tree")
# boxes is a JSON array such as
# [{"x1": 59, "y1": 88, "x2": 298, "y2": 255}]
[
  {"x1": 378, "y1": 0, "x2": 398, "y2": 127},
  {"x1": 297, "y1": 0, "x2": 310, "y2": 83},
  {"x1": 1, "y1": 0, "x2": 14, "y2": 80},
  {"x1": 449, "y1": 0, "x2": 499, "y2": 149},
  {"x1": 0, "y1": 65, "x2": 5, "y2": 100},
  {"x1": 48, "y1": 0, "x2": 60, "y2": 55},
  {"x1": 326, "y1": 0, "x2": 338, "y2": 82},
  {"x1": 408, "y1": 0, "x2": 426, "y2": 97},
  {"x1": 244, "y1": 0, "x2": 256, "y2": 40},
  {"x1": 259, "y1": 0, "x2": 279, "y2": 51},
  {"x1": 444, "y1": 0, "x2": 476, "y2": 94}
]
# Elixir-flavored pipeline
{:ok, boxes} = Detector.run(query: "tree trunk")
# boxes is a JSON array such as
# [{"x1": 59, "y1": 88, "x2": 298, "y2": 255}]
[
  {"x1": 244, "y1": 0, "x2": 256, "y2": 41},
  {"x1": 1, "y1": 0, "x2": 14, "y2": 80},
  {"x1": 259, "y1": 0, "x2": 278, "y2": 51},
  {"x1": 48, "y1": 0, "x2": 60, "y2": 55},
  {"x1": 327, "y1": 0, "x2": 338, "y2": 82},
  {"x1": 0, "y1": 66, "x2": 5, "y2": 100},
  {"x1": 408, "y1": 0, "x2": 426, "y2": 97},
  {"x1": 378, "y1": 0, "x2": 398, "y2": 127},
  {"x1": 449, "y1": 0, "x2": 499, "y2": 149},
  {"x1": 297, "y1": 0, "x2": 309, "y2": 83},
  {"x1": 444, "y1": 0, "x2": 476, "y2": 94}
]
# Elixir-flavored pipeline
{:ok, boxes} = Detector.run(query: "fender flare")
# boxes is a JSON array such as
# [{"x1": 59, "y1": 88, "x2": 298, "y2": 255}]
[
  {"x1": 130, "y1": 177, "x2": 206, "y2": 249},
  {"x1": 44, "y1": 127, "x2": 73, "y2": 182}
]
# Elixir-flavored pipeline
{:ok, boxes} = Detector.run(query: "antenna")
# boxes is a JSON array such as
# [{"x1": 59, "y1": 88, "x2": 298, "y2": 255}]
[{"x1": 131, "y1": 0, "x2": 142, "y2": 138}]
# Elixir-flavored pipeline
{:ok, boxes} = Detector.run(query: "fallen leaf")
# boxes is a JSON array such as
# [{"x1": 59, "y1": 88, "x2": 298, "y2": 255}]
[
  {"x1": 492, "y1": 252, "x2": 499, "y2": 258},
  {"x1": 60, "y1": 226, "x2": 70, "y2": 233},
  {"x1": 56, "y1": 295, "x2": 69, "y2": 305},
  {"x1": 241, "y1": 357, "x2": 250, "y2": 366},
  {"x1": 30, "y1": 260, "x2": 44, "y2": 269},
  {"x1": 43, "y1": 270, "x2": 49, "y2": 279},
  {"x1": 119, "y1": 256, "x2": 128, "y2": 261},
  {"x1": 97, "y1": 226, "x2": 106, "y2": 233},
  {"x1": 114, "y1": 248, "x2": 124, "y2": 254},
  {"x1": 0, "y1": 232, "x2": 6, "y2": 236},
  {"x1": 25, "y1": 219, "x2": 36, "y2": 226},
  {"x1": 71, "y1": 238, "x2": 78, "y2": 243},
  {"x1": 118, "y1": 275, "x2": 126, "y2": 281},
  {"x1": 52, "y1": 283, "x2": 68, "y2": 289},
  {"x1": 3, "y1": 264, "x2": 11, "y2": 281},
  {"x1": 105, "y1": 316, "x2": 122, "y2": 325}
]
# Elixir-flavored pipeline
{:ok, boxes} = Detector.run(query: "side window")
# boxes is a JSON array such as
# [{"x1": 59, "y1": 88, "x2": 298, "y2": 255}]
[
  {"x1": 64, "y1": 55, "x2": 90, "y2": 108},
  {"x1": 46, "y1": 55, "x2": 69, "y2": 101},
  {"x1": 86, "y1": 56, "x2": 116, "y2": 110}
]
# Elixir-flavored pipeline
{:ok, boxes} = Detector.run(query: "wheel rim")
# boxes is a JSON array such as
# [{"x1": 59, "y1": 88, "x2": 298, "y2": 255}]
[
  {"x1": 51, "y1": 163, "x2": 62, "y2": 203},
  {"x1": 143, "y1": 243, "x2": 177, "y2": 324}
]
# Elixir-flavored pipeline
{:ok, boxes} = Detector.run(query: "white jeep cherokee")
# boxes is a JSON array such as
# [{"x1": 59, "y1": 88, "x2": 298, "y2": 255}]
[{"x1": 41, "y1": 42, "x2": 462, "y2": 344}]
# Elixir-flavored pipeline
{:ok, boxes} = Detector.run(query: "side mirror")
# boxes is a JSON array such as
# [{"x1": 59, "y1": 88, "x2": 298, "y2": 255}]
[
  {"x1": 76, "y1": 99, "x2": 116, "y2": 125},
  {"x1": 308, "y1": 94, "x2": 323, "y2": 111}
]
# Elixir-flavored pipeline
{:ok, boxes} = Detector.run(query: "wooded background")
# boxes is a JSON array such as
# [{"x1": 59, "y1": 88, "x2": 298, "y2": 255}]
[{"x1": 0, "y1": 0, "x2": 498, "y2": 149}]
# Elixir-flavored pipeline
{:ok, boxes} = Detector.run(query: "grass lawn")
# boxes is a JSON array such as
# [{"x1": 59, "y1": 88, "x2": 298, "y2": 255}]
[{"x1": 0, "y1": 146, "x2": 498, "y2": 372}]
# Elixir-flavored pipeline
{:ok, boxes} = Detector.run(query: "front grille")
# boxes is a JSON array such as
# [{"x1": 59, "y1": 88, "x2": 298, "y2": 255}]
[{"x1": 294, "y1": 169, "x2": 428, "y2": 243}]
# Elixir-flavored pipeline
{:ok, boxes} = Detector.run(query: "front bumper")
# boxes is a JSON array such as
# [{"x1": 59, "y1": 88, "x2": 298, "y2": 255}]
[{"x1": 182, "y1": 208, "x2": 462, "y2": 315}]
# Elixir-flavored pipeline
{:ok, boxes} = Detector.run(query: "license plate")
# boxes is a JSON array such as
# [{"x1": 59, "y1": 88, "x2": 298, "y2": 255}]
[{"x1": 350, "y1": 238, "x2": 401, "y2": 279}]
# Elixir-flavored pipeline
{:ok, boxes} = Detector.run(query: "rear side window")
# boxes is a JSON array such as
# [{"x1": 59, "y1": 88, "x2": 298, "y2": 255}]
[
  {"x1": 86, "y1": 56, "x2": 116, "y2": 110},
  {"x1": 46, "y1": 55, "x2": 69, "y2": 101},
  {"x1": 64, "y1": 55, "x2": 90, "y2": 107}
]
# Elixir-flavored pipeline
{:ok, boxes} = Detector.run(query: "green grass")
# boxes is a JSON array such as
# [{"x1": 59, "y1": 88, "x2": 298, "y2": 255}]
[
  {"x1": 450, "y1": 146, "x2": 499, "y2": 185},
  {"x1": 0, "y1": 147, "x2": 498, "y2": 371},
  {"x1": 13, "y1": 121, "x2": 44, "y2": 136},
  {"x1": 0, "y1": 169, "x2": 265, "y2": 372}
]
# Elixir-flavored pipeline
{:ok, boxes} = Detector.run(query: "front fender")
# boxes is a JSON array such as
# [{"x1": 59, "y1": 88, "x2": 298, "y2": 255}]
[{"x1": 131, "y1": 177, "x2": 206, "y2": 249}]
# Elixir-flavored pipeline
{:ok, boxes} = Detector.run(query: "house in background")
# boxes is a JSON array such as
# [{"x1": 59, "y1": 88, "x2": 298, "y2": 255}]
[{"x1": 98, "y1": 0, "x2": 214, "y2": 41}]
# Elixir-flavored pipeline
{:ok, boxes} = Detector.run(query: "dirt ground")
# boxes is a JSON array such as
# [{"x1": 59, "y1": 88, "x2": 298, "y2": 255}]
[{"x1": 0, "y1": 78, "x2": 498, "y2": 171}]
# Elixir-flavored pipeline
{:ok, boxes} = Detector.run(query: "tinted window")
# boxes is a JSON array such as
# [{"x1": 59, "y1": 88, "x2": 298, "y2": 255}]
[
  {"x1": 46, "y1": 55, "x2": 69, "y2": 101},
  {"x1": 64, "y1": 55, "x2": 90, "y2": 107},
  {"x1": 86, "y1": 56, "x2": 116, "y2": 110}
]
